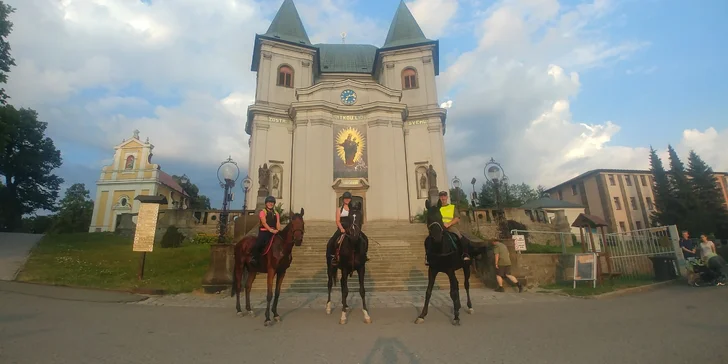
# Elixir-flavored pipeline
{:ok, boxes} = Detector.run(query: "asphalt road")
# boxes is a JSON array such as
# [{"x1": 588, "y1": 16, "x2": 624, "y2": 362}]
[
  {"x1": 0, "y1": 233, "x2": 42, "y2": 280},
  {"x1": 1, "y1": 282, "x2": 726, "y2": 364}
]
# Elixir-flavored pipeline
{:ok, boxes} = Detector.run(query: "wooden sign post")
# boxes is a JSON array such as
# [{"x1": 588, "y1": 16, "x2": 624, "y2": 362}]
[{"x1": 132, "y1": 196, "x2": 168, "y2": 280}]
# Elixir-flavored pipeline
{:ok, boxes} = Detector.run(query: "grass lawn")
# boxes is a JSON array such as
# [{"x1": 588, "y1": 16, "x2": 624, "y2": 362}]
[
  {"x1": 17, "y1": 233, "x2": 210, "y2": 294},
  {"x1": 538, "y1": 277, "x2": 657, "y2": 296}
]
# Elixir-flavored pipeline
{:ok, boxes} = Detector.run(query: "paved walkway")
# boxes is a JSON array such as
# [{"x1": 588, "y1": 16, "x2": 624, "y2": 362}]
[
  {"x1": 0, "y1": 233, "x2": 43, "y2": 280},
  {"x1": 133, "y1": 288, "x2": 571, "y2": 310}
]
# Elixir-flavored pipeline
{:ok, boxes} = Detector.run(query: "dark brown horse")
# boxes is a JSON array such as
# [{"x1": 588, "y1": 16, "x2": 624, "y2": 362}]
[
  {"x1": 415, "y1": 199, "x2": 475, "y2": 326},
  {"x1": 231, "y1": 209, "x2": 305, "y2": 326},
  {"x1": 326, "y1": 202, "x2": 371, "y2": 324}
]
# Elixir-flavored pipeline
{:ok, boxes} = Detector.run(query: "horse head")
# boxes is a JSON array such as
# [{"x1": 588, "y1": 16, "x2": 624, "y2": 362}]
[
  {"x1": 424, "y1": 199, "x2": 444, "y2": 243},
  {"x1": 289, "y1": 208, "x2": 305, "y2": 246},
  {"x1": 347, "y1": 202, "x2": 363, "y2": 241}
]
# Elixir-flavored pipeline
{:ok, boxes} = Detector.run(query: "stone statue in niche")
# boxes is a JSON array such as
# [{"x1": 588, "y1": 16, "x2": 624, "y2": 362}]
[
  {"x1": 427, "y1": 164, "x2": 437, "y2": 190},
  {"x1": 271, "y1": 173, "x2": 280, "y2": 198},
  {"x1": 419, "y1": 172, "x2": 427, "y2": 190}
]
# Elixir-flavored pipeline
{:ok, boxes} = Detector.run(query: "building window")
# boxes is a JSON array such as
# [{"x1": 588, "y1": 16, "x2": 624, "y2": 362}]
[
  {"x1": 640, "y1": 175, "x2": 647, "y2": 186},
  {"x1": 277, "y1": 65, "x2": 294, "y2": 88},
  {"x1": 619, "y1": 221, "x2": 627, "y2": 232},
  {"x1": 625, "y1": 175, "x2": 632, "y2": 186},
  {"x1": 558, "y1": 190, "x2": 563, "y2": 200},
  {"x1": 613, "y1": 197, "x2": 622, "y2": 210},
  {"x1": 646, "y1": 197, "x2": 654, "y2": 211},
  {"x1": 571, "y1": 184, "x2": 578, "y2": 196},
  {"x1": 635, "y1": 221, "x2": 643, "y2": 230},
  {"x1": 120, "y1": 198, "x2": 127, "y2": 207},
  {"x1": 649, "y1": 175, "x2": 654, "y2": 186},
  {"x1": 402, "y1": 68, "x2": 418, "y2": 89},
  {"x1": 608, "y1": 174, "x2": 615, "y2": 186},
  {"x1": 125, "y1": 155, "x2": 135, "y2": 170},
  {"x1": 630, "y1": 197, "x2": 637, "y2": 210}
]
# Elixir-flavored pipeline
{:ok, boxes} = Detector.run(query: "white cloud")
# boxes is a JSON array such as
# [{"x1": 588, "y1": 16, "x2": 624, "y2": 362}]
[
  {"x1": 678, "y1": 128, "x2": 728, "y2": 172},
  {"x1": 407, "y1": 0, "x2": 459, "y2": 39}
]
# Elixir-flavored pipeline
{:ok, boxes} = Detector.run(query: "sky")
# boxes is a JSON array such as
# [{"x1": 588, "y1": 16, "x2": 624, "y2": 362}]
[{"x1": 4, "y1": 0, "x2": 728, "y2": 209}]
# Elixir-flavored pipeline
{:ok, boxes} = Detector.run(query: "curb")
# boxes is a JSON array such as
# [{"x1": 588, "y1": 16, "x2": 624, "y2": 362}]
[
  {"x1": 1, "y1": 281, "x2": 150, "y2": 303},
  {"x1": 587, "y1": 279, "x2": 678, "y2": 299}
]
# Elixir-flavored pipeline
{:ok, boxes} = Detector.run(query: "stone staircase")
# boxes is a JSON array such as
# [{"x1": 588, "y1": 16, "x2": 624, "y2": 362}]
[{"x1": 249, "y1": 221, "x2": 484, "y2": 292}]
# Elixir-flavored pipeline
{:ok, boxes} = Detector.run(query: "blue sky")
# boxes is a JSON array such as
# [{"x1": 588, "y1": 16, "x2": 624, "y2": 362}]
[{"x1": 4, "y1": 0, "x2": 727, "y2": 210}]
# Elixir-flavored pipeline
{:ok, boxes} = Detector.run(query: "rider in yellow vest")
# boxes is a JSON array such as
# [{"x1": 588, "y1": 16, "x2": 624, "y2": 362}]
[{"x1": 426, "y1": 191, "x2": 471, "y2": 265}]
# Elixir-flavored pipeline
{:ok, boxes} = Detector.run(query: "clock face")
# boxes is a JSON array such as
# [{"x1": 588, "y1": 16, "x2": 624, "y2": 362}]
[{"x1": 340, "y1": 89, "x2": 357, "y2": 105}]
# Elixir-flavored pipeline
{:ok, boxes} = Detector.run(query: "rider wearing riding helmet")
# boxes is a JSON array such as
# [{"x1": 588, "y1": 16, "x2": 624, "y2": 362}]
[
  {"x1": 250, "y1": 196, "x2": 281, "y2": 266},
  {"x1": 328, "y1": 191, "x2": 369, "y2": 266}
]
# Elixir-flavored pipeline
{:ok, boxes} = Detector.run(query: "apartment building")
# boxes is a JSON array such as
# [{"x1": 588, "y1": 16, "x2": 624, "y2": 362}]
[{"x1": 545, "y1": 169, "x2": 728, "y2": 233}]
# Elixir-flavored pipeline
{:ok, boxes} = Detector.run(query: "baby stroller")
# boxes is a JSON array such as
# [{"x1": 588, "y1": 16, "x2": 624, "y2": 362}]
[{"x1": 687, "y1": 255, "x2": 727, "y2": 287}]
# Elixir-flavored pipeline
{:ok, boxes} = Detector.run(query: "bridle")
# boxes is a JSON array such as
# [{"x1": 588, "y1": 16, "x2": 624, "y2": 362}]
[{"x1": 427, "y1": 221, "x2": 444, "y2": 242}]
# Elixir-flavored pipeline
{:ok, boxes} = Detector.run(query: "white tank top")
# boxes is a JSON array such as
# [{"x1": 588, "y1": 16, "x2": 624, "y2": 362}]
[
  {"x1": 699, "y1": 241, "x2": 713, "y2": 258},
  {"x1": 340, "y1": 206, "x2": 349, "y2": 217}
]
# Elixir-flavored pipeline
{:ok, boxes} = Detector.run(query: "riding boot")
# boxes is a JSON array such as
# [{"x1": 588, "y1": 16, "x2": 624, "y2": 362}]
[
  {"x1": 361, "y1": 234, "x2": 370, "y2": 262},
  {"x1": 460, "y1": 236, "x2": 472, "y2": 261},
  {"x1": 424, "y1": 240, "x2": 429, "y2": 266},
  {"x1": 250, "y1": 244, "x2": 260, "y2": 266},
  {"x1": 329, "y1": 232, "x2": 340, "y2": 266}
]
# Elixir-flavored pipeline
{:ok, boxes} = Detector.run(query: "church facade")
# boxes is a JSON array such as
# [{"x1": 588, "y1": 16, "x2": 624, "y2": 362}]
[
  {"x1": 245, "y1": 0, "x2": 449, "y2": 222},
  {"x1": 88, "y1": 131, "x2": 189, "y2": 232}
]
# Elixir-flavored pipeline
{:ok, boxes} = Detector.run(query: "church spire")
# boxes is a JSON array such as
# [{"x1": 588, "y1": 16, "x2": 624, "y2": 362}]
[
  {"x1": 263, "y1": 0, "x2": 311, "y2": 46},
  {"x1": 382, "y1": 0, "x2": 432, "y2": 49}
]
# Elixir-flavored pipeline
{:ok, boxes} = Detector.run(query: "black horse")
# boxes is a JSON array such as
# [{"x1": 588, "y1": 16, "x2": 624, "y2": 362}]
[
  {"x1": 326, "y1": 202, "x2": 371, "y2": 324},
  {"x1": 415, "y1": 199, "x2": 476, "y2": 326}
]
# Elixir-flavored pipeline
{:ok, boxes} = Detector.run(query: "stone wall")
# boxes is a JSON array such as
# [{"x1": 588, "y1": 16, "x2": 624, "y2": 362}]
[{"x1": 114, "y1": 209, "x2": 257, "y2": 243}]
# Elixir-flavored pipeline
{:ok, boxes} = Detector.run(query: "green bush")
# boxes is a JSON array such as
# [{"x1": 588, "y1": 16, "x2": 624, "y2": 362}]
[
  {"x1": 413, "y1": 208, "x2": 427, "y2": 223},
  {"x1": 189, "y1": 233, "x2": 218, "y2": 245},
  {"x1": 160, "y1": 226, "x2": 185, "y2": 248}
]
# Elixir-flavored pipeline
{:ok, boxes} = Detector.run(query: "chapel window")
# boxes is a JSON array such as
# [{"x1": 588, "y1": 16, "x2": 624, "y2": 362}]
[
  {"x1": 277, "y1": 65, "x2": 294, "y2": 88},
  {"x1": 402, "y1": 68, "x2": 418, "y2": 89}
]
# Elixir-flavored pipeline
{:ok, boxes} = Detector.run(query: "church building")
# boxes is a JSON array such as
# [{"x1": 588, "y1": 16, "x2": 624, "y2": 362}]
[
  {"x1": 88, "y1": 131, "x2": 189, "y2": 232},
  {"x1": 245, "y1": 0, "x2": 449, "y2": 222}
]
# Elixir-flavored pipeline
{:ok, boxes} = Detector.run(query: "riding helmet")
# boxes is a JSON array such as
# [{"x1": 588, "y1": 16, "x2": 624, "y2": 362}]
[
  {"x1": 265, "y1": 196, "x2": 276, "y2": 204},
  {"x1": 342, "y1": 191, "x2": 352, "y2": 199}
]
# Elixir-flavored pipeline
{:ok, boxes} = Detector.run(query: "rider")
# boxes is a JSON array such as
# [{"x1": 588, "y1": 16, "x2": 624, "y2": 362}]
[
  {"x1": 425, "y1": 191, "x2": 471, "y2": 265},
  {"x1": 328, "y1": 191, "x2": 369, "y2": 266},
  {"x1": 250, "y1": 196, "x2": 280, "y2": 267}
]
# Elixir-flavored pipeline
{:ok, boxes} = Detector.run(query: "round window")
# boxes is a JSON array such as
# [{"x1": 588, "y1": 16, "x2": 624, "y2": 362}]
[
  {"x1": 120, "y1": 198, "x2": 127, "y2": 206},
  {"x1": 211, "y1": 215, "x2": 217, "y2": 221}
]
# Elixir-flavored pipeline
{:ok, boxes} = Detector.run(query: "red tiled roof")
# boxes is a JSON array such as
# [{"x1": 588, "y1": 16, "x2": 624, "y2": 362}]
[{"x1": 158, "y1": 171, "x2": 189, "y2": 197}]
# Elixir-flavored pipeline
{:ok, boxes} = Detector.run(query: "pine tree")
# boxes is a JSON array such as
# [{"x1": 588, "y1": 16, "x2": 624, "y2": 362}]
[
  {"x1": 667, "y1": 145, "x2": 696, "y2": 233},
  {"x1": 649, "y1": 146, "x2": 679, "y2": 226},
  {"x1": 686, "y1": 151, "x2": 728, "y2": 237}
]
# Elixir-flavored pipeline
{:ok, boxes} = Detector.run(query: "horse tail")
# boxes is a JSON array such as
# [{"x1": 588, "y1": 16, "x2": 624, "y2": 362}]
[{"x1": 231, "y1": 242, "x2": 239, "y2": 297}]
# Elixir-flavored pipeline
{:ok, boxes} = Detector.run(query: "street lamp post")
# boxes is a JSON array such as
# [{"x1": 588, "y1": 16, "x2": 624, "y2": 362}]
[
  {"x1": 217, "y1": 157, "x2": 240, "y2": 244},
  {"x1": 470, "y1": 177, "x2": 478, "y2": 232},
  {"x1": 484, "y1": 158, "x2": 509, "y2": 239},
  {"x1": 451, "y1": 176, "x2": 462, "y2": 222},
  {"x1": 202, "y1": 156, "x2": 239, "y2": 294},
  {"x1": 179, "y1": 174, "x2": 189, "y2": 210},
  {"x1": 242, "y1": 176, "x2": 252, "y2": 235}
]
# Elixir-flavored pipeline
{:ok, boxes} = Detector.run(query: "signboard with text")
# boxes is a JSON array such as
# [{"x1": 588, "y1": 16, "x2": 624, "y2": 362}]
[
  {"x1": 513, "y1": 235, "x2": 527, "y2": 251},
  {"x1": 132, "y1": 203, "x2": 160, "y2": 253}
]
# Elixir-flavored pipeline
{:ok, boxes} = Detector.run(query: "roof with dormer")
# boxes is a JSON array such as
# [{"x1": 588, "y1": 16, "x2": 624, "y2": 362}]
[{"x1": 251, "y1": 0, "x2": 439, "y2": 75}]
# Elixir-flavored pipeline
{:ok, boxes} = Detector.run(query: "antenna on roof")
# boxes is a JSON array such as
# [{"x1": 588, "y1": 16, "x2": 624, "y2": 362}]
[{"x1": 341, "y1": 32, "x2": 347, "y2": 44}]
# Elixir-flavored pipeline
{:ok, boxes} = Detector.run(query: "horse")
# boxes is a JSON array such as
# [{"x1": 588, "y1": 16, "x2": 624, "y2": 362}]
[
  {"x1": 231, "y1": 208, "x2": 305, "y2": 326},
  {"x1": 325, "y1": 202, "x2": 371, "y2": 325},
  {"x1": 415, "y1": 199, "x2": 475, "y2": 326}
]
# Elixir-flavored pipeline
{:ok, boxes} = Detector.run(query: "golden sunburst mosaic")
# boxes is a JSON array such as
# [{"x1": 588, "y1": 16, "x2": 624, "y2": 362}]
[{"x1": 335, "y1": 127, "x2": 366, "y2": 166}]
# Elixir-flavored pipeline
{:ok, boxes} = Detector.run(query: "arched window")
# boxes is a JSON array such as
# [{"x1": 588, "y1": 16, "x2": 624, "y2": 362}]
[
  {"x1": 125, "y1": 155, "x2": 135, "y2": 170},
  {"x1": 402, "y1": 68, "x2": 418, "y2": 89},
  {"x1": 277, "y1": 65, "x2": 294, "y2": 88}
]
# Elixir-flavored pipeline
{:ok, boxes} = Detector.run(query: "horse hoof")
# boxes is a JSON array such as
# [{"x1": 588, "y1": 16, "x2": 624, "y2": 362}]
[
  {"x1": 452, "y1": 319, "x2": 461, "y2": 326},
  {"x1": 326, "y1": 308, "x2": 332, "y2": 315},
  {"x1": 339, "y1": 319, "x2": 347, "y2": 325},
  {"x1": 467, "y1": 308, "x2": 474, "y2": 315},
  {"x1": 264, "y1": 320, "x2": 272, "y2": 327},
  {"x1": 414, "y1": 318, "x2": 425, "y2": 324},
  {"x1": 326, "y1": 302, "x2": 332, "y2": 315},
  {"x1": 363, "y1": 317, "x2": 372, "y2": 324},
  {"x1": 274, "y1": 316, "x2": 281, "y2": 322},
  {"x1": 247, "y1": 311, "x2": 255, "y2": 317},
  {"x1": 236, "y1": 311, "x2": 243, "y2": 317}
]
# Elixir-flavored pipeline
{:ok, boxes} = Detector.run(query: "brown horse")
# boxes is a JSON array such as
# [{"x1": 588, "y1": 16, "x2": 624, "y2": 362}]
[
  {"x1": 325, "y1": 202, "x2": 371, "y2": 324},
  {"x1": 231, "y1": 209, "x2": 305, "y2": 326}
]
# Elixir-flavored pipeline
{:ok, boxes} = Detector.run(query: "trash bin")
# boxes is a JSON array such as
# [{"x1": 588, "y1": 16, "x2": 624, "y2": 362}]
[{"x1": 649, "y1": 256, "x2": 678, "y2": 281}]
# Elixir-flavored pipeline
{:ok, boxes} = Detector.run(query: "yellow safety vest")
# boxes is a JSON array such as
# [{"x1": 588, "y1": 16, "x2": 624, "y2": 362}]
[{"x1": 440, "y1": 204, "x2": 455, "y2": 224}]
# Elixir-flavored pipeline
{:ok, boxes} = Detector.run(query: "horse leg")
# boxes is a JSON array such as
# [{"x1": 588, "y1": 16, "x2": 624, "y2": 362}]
[
  {"x1": 447, "y1": 270, "x2": 462, "y2": 326},
  {"x1": 272, "y1": 270, "x2": 286, "y2": 322},
  {"x1": 234, "y1": 259, "x2": 243, "y2": 315},
  {"x1": 358, "y1": 265, "x2": 371, "y2": 324},
  {"x1": 244, "y1": 268, "x2": 256, "y2": 317},
  {"x1": 339, "y1": 269, "x2": 349, "y2": 324},
  {"x1": 463, "y1": 263, "x2": 474, "y2": 314},
  {"x1": 415, "y1": 268, "x2": 437, "y2": 324},
  {"x1": 264, "y1": 268, "x2": 275, "y2": 326},
  {"x1": 326, "y1": 263, "x2": 336, "y2": 315}
]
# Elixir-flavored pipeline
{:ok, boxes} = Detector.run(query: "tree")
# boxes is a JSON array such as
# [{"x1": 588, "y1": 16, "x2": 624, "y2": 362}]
[
  {"x1": 0, "y1": 2, "x2": 15, "y2": 104},
  {"x1": 449, "y1": 187, "x2": 469, "y2": 211},
  {"x1": 477, "y1": 181, "x2": 540, "y2": 208},
  {"x1": 0, "y1": 106, "x2": 63, "y2": 231},
  {"x1": 52, "y1": 184, "x2": 93, "y2": 233},
  {"x1": 477, "y1": 183, "x2": 496, "y2": 208},
  {"x1": 172, "y1": 174, "x2": 211, "y2": 210},
  {"x1": 649, "y1": 146, "x2": 680, "y2": 226},
  {"x1": 667, "y1": 145, "x2": 697, "y2": 233},
  {"x1": 687, "y1": 151, "x2": 728, "y2": 237},
  {"x1": 21, "y1": 214, "x2": 55, "y2": 234}
]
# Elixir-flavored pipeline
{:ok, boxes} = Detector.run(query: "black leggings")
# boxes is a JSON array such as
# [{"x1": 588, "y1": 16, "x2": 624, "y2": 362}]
[{"x1": 254, "y1": 230, "x2": 274, "y2": 256}]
